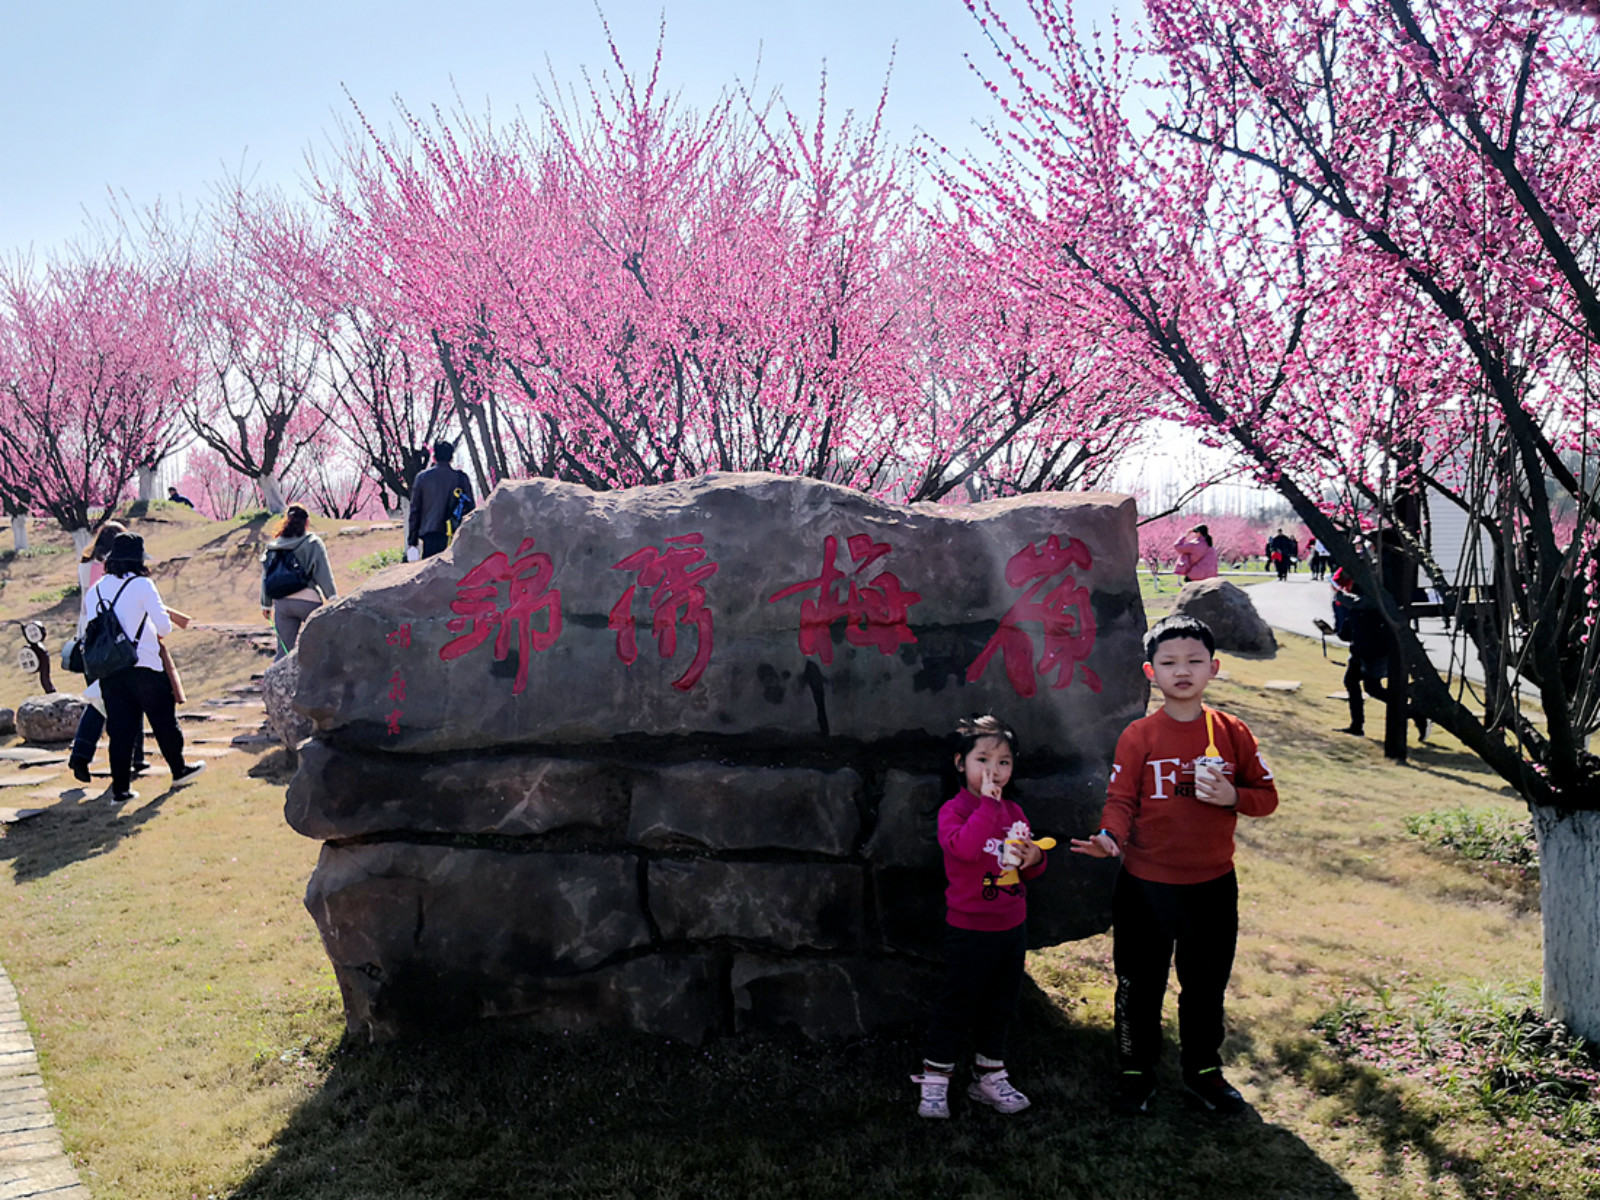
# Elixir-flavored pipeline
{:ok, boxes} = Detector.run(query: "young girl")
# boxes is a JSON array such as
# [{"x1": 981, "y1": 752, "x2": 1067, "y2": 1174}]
[{"x1": 912, "y1": 714, "x2": 1048, "y2": 1119}]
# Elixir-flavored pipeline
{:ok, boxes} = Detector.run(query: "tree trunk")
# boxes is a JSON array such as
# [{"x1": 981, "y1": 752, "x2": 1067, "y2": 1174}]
[
  {"x1": 71, "y1": 527, "x2": 92, "y2": 555},
  {"x1": 137, "y1": 464, "x2": 159, "y2": 502},
  {"x1": 9, "y1": 515, "x2": 27, "y2": 552},
  {"x1": 258, "y1": 473, "x2": 287, "y2": 514},
  {"x1": 1532, "y1": 804, "x2": 1600, "y2": 1043}
]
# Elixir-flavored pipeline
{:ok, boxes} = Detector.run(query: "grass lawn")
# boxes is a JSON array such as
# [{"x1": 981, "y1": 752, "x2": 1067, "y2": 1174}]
[{"x1": 1, "y1": 517, "x2": 1595, "y2": 1199}]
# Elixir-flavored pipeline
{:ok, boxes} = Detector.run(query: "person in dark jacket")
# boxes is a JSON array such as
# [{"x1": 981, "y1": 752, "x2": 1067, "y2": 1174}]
[
  {"x1": 259, "y1": 504, "x2": 338, "y2": 659},
  {"x1": 1332, "y1": 570, "x2": 1429, "y2": 740},
  {"x1": 406, "y1": 440, "x2": 477, "y2": 560}
]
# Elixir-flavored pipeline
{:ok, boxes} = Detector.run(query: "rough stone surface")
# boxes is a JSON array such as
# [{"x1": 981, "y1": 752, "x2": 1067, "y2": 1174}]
[
  {"x1": 290, "y1": 474, "x2": 1148, "y2": 1040},
  {"x1": 294, "y1": 472, "x2": 1146, "y2": 757},
  {"x1": 14, "y1": 695, "x2": 84, "y2": 744},
  {"x1": 649, "y1": 860, "x2": 865, "y2": 950},
  {"x1": 1171, "y1": 579, "x2": 1278, "y2": 655},
  {"x1": 262, "y1": 653, "x2": 312, "y2": 751},
  {"x1": 307, "y1": 842, "x2": 652, "y2": 1039},
  {"x1": 286, "y1": 742, "x2": 630, "y2": 840},
  {"x1": 732, "y1": 955, "x2": 940, "y2": 1037},
  {"x1": 628, "y1": 763, "x2": 861, "y2": 853},
  {"x1": 0, "y1": 707, "x2": 13, "y2": 736}
]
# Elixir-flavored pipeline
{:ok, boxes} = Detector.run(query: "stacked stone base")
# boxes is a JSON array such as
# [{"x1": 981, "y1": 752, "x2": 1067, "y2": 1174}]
[{"x1": 292, "y1": 746, "x2": 1117, "y2": 1042}]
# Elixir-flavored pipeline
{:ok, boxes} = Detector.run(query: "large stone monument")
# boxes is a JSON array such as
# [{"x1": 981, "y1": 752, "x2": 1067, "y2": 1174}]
[{"x1": 287, "y1": 473, "x2": 1146, "y2": 1041}]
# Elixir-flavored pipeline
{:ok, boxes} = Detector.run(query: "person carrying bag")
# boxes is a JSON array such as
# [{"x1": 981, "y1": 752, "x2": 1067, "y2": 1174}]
[{"x1": 78, "y1": 533, "x2": 207, "y2": 803}]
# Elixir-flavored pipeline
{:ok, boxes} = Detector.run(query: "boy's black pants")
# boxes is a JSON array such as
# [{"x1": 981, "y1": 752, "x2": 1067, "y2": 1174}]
[
  {"x1": 924, "y1": 922, "x2": 1028, "y2": 1065},
  {"x1": 1113, "y1": 869, "x2": 1237, "y2": 1075}
]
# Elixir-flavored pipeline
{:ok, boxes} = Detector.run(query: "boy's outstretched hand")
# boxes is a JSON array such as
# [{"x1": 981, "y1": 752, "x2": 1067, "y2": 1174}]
[{"x1": 1069, "y1": 831, "x2": 1120, "y2": 858}]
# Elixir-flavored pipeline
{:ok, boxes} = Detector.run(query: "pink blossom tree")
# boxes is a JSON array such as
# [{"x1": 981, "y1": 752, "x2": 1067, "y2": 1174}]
[
  {"x1": 0, "y1": 242, "x2": 191, "y2": 547},
  {"x1": 179, "y1": 186, "x2": 333, "y2": 514},
  {"x1": 962, "y1": 0, "x2": 1600, "y2": 1035}
]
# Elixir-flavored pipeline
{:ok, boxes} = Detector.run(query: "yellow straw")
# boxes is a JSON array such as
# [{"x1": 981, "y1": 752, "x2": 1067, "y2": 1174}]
[{"x1": 1204, "y1": 706, "x2": 1219, "y2": 758}]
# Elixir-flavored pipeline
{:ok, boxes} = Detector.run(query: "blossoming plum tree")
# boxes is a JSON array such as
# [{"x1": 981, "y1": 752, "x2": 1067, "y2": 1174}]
[{"x1": 961, "y1": 0, "x2": 1600, "y2": 1035}]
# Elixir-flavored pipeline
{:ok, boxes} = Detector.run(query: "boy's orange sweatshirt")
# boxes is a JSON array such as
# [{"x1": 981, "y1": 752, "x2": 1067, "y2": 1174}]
[{"x1": 1096, "y1": 706, "x2": 1278, "y2": 885}]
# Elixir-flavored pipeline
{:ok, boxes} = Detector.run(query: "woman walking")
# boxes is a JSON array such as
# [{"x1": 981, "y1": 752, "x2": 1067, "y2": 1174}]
[
  {"x1": 259, "y1": 504, "x2": 338, "y2": 659},
  {"x1": 79, "y1": 533, "x2": 206, "y2": 803},
  {"x1": 67, "y1": 522, "x2": 145, "y2": 783}
]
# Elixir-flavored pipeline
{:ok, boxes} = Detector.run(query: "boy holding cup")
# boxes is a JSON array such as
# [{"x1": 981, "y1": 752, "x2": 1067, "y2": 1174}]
[{"x1": 1071, "y1": 615, "x2": 1278, "y2": 1116}]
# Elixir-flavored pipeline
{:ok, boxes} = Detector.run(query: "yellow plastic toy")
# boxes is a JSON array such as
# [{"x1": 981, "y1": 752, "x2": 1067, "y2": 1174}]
[{"x1": 992, "y1": 836, "x2": 1056, "y2": 887}]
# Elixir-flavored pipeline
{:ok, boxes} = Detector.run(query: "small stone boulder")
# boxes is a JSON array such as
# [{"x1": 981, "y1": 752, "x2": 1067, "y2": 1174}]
[
  {"x1": 15, "y1": 694, "x2": 86, "y2": 744},
  {"x1": 1171, "y1": 579, "x2": 1277, "y2": 656},
  {"x1": 262, "y1": 653, "x2": 313, "y2": 752},
  {"x1": 0, "y1": 706, "x2": 14, "y2": 736}
]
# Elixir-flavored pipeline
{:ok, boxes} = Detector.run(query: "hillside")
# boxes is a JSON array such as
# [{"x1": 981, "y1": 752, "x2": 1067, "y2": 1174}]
[{"x1": 0, "y1": 503, "x2": 406, "y2": 713}]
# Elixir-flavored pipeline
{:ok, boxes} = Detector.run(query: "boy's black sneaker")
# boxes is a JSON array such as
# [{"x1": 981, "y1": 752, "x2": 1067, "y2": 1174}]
[
  {"x1": 69, "y1": 757, "x2": 92, "y2": 783},
  {"x1": 1112, "y1": 1070, "x2": 1155, "y2": 1115},
  {"x1": 1183, "y1": 1067, "x2": 1246, "y2": 1114}
]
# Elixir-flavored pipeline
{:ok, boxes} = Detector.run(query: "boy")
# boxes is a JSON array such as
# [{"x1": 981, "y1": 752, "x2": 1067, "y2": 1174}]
[{"x1": 1070, "y1": 615, "x2": 1278, "y2": 1116}]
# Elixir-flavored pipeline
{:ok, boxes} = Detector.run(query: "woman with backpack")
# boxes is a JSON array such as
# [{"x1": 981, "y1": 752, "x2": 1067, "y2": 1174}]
[
  {"x1": 66, "y1": 522, "x2": 145, "y2": 783},
  {"x1": 259, "y1": 504, "x2": 338, "y2": 659},
  {"x1": 78, "y1": 533, "x2": 207, "y2": 803}
]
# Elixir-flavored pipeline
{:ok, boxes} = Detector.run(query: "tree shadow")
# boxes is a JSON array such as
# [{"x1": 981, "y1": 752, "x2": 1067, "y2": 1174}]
[
  {"x1": 196, "y1": 512, "x2": 274, "y2": 553},
  {"x1": 231, "y1": 981, "x2": 1361, "y2": 1200},
  {"x1": 0, "y1": 784, "x2": 173, "y2": 883}
]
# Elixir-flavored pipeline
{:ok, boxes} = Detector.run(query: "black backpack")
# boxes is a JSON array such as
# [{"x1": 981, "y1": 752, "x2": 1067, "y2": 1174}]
[
  {"x1": 263, "y1": 546, "x2": 313, "y2": 601},
  {"x1": 81, "y1": 578, "x2": 148, "y2": 685}
]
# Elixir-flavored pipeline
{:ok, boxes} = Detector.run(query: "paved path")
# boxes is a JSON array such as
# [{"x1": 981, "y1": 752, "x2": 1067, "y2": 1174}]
[{"x1": 0, "y1": 963, "x2": 88, "y2": 1200}]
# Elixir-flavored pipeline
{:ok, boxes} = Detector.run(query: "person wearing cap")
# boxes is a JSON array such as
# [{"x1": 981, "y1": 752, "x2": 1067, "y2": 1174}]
[
  {"x1": 77, "y1": 533, "x2": 207, "y2": 803},
  {"x1": 406, "y1": 440, "x2": 476, "y2": 560}
]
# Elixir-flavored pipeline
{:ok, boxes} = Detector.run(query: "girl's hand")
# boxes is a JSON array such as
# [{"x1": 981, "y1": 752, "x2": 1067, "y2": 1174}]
[
  {"x1": 1019, "y1": 840, "x2": 1044, "y2": 869},
  {"x1": 980, "y1": 766, "x2": 1002, "y2": 800},
  {"x1": 1069, "y1": 832, "x2": 1120, "y2": 858},
  {"x1": 261, "y1": 607, "x2": 273, "y2": 622}
]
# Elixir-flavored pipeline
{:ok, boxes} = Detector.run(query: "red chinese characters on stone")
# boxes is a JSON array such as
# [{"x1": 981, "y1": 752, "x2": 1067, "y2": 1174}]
[
  {"x1": 967, "y1": 535, "x2": 1101, "y2": 698},
  {"x1": 385, "y1": 669, "x2": 406, "y2": 736},
  {"x1": 608, "y1": 533, "x2": 719, "y2": 691},
  {"x1": 386, "y1": 623, "x2": 412, "y2": 648},
  {"x1": 768, "y1": 534, "x2": 922, "y2": 664},
  {"x1": 439, "y1": 537, "x2": 563, "y2": 695}
]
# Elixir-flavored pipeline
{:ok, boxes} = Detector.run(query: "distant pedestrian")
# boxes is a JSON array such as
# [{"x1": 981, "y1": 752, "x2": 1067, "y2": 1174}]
[
  {"x1": 78, "y1": 533, "x2": 207, "y2": 803},
  {"x1": 1331, "y1": 569, "x2": 1429, "y2": 741},
  {"x1": 1173, "y1": 525, "x2": 1219, "y2": 583},
  {"x1": 259, "y1": 504, "x2": 337, "y2": 659},
  {"x1": 407, "y1": 440, "x2": 477, "y2": 560},
  {"x1": 1308, "y1": 538, "x2": 1330, "y2": 581},
  {"x1": 166, "y1": 487, "x2": 195, "y2": 508},
  {"x1": 1267, "y1": 531, "x2": 1297, "y2": 582}
]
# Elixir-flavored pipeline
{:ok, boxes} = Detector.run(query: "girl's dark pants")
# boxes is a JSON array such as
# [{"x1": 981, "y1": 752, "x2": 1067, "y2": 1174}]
[
  {"x1": 1113, "y1": 869, "x2": 1238, "y2": 1075},
  {"x1": 100, "y1": 667, "x2": 186, "y2": 794},
  {"x1": 925, "y1": 922, "x2": 1028, "y2": 1064}
]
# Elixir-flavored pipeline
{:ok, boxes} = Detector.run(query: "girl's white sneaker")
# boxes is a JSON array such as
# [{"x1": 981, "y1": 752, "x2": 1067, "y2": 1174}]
[
  {"x1": 910, "y1": 1073, "x2": 951, "y2": 1119},
  {"x1": 968, "y1": 1068, "x2": 1031, "y2": 1114}
]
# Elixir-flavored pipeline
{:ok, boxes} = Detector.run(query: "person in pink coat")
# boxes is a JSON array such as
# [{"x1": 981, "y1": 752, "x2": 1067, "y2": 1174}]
[{"x1": 1173, "y1": 525, "x2": 1219, "y2": 582}]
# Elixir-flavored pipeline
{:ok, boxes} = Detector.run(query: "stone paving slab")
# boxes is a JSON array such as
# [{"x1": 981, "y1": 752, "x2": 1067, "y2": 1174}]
[
  {"x1": 0, "y1": 813, "x2": 46, "y2": 827},
  {"x1": 0, "y1": 778, "x2": 58, "y2": 790},
  {"x1": 0, "y1": 753, "x2": 59, "y2": 765},
  {"x1": 0, "y1": 963, "x2": 82, "y2": 1198}
]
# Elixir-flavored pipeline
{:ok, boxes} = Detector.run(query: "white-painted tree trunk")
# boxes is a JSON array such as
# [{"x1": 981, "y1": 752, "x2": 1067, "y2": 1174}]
[
  {"x1": 1531, "y1": 805, "x2": 1600, "y2": 1043},
  {"x1": 71, "y1": 526, "x2": 92, "y2": 555},
  {"x1": 9, "y1": 515, "x2": 27, "y2": 552},
  {"x1": 137, "y1": 465, "x2": 158, "y2": 502},
  {"x1": 258, "y1": 473, "x2": 287, "y2": 514}
]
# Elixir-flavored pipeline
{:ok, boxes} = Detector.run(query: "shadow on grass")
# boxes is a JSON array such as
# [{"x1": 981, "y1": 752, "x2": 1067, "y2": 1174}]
[
  {"x1": 234, "y1": 983, "x2": 1359, "y2": 1200},
  {"x1": 1, "y1": 785, "x2": 173, "y2": 883}
]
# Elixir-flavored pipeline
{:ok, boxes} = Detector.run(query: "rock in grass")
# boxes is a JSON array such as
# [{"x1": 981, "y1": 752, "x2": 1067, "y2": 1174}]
[
  {"x1": 1171, "y1": 578, "x2": 1278, "y2": 656},
  {"x1": 15, "y1": 694, "x2": 85, "y2": 744}
]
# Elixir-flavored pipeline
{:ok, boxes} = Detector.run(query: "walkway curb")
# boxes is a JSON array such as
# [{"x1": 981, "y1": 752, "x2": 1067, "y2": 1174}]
[{"x1": 0, "y1": 964, "x2": 88, "y2": 1199}]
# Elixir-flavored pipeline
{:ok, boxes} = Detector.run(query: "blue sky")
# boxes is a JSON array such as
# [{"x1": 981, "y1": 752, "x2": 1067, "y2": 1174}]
[{"x1": 1, "y1": 0, "x2": 1123, "y2": 255}]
